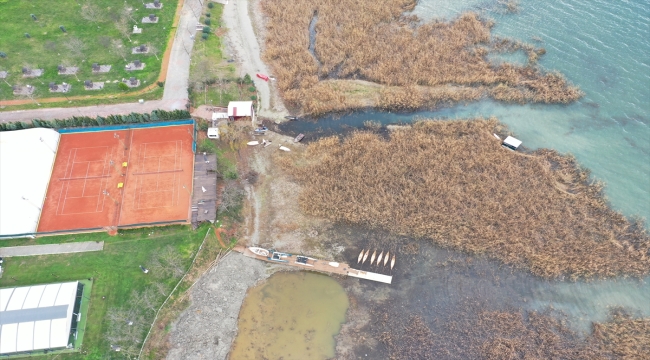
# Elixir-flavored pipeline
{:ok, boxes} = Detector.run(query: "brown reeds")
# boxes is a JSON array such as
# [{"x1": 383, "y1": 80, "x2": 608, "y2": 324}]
[
  {"x1": 279, "y1": 119, "x2": 650, "y2": 279},
  {"x1": 260, "y1": 0, "x2": 583, "y2": 115},
  {"x1": 376, "y1": 305, "x2": 649, "y2": 360}
]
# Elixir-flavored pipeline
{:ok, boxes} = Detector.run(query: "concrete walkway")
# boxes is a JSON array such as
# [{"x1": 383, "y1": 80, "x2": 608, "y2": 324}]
[{"x1": 0, "y1": 241, "x2": 104, "y2": 257}]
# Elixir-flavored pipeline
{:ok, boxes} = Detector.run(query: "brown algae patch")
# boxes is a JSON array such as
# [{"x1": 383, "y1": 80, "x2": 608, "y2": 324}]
[{"x1": 229, "y1": 272, "x2": 349, "y2": 359}]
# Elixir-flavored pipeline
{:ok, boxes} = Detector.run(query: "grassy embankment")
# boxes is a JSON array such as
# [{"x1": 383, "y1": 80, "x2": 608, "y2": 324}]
[
  {"x1": 0, "y1": 225, "x2": 215, "y2": 359},
  {"x1": 278, "y1": 119, "x2": 649, "y2": 279},
  {"x1": 0, "y1": 0, "x2": 177, "y2": 107},
  {"x1": 187, "y1": 3, "x2": 257, "y2": 110},
  {"x1": 260, "y1": 0, "x2": 583, "y2": 115}
]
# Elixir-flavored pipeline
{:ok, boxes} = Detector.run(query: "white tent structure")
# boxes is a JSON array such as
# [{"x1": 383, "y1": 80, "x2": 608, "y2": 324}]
[
  {"x1": 0, "y1": 281, "x2": 81, "y2": 355},
  {"x1": 0, "y1": 128, "x2": 60, "y2": 238}
]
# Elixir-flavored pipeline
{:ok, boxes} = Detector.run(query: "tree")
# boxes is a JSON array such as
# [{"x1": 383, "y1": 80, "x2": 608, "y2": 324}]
[
  {"x1": 190, "y1": 58, "x2": 214, "y2": 104},
  {"x1": 80, "y1": 2, "x2": 104, "y2": 23},
  {"x1": 111, "y1": 39, "x2": 128, "y2": 61},
  {"x1": 219, "y1": 181, "x2": 245, "y2": 215},
  {"x1": 147, "y1": 43, "x2": 160, "y2": 60},
  {"x1": 64, "y1": 36, "x2": 85, "y2": 60},
  {"x1": 115, "y1": 17, "x2": 132, "y2": 42},
  {"x1": 120, "y1": 5, "x2": 137, "y2": 24},
  {"x1": 98, "y1": 36, "x2": 111, "y2": 49}
]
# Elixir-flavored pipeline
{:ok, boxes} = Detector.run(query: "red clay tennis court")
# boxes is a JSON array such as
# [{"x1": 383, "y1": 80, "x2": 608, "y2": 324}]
[{"x1": 37, "y1": 124, "x2": 194, "y2": 233}]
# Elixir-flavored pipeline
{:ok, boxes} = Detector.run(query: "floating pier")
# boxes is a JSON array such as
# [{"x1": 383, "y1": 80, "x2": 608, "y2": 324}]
[{"x1": 234, "y1": 246, "x2": 392, "y2": 284}]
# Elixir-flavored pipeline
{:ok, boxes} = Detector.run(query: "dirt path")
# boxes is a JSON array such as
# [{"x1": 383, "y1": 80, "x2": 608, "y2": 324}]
[
  {"x1": 222, "y1": 0, "x2": 289, "y2": 120},
  {"x1": 166, "y1": 131, "x2": 347, "y2": 358}
]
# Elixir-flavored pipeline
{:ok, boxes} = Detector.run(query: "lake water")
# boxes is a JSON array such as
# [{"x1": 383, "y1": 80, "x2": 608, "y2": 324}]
[
  {"x1": 282, "y1": 0, "x2": 650, "y2": 223},
  {"x1": 229, "y1": 272, "x2": 349, "y2": 360}
]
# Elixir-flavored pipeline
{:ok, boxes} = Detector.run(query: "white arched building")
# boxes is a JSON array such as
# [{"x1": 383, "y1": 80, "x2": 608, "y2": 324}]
[{"x1": 0, "y1": 128, "x2": 60, "y2": 238}]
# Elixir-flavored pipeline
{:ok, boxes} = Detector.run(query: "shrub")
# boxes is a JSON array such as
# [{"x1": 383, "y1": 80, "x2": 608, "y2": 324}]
[
  {"x1": 250, "y1": 95, "x2": 257, "y2": 100},
  {"x1": 202, "y1": 33, "x2": 208, "y2": 40},
  {"x1": 208, "y1": 2, "x2": 214, "y2": 8},
  {"x1": 157, "y1": 81, "x2": 165, "y2": 87},
  {"x1": 198, "y1": 138, "x2": 216, "y2": 154},
  {"x1": 205, "y1": 12, "x2": 211, "y2": 17},
  {"x1": 198, "y1": 120, "x2": 209, "y2": 131},
  {"x1": 0, "y1": 52, "x2": 6, "y2": 58},
  {"x1": 248, "y1": 86, "x2": 256, "y2": 92},
  {"x1": 202, "y1": 26, "x2": 211, "y2": 34},
  {"x1": 118, "y1": 82, "x2": 129, "y2": 91},
  {"x1": 204, "y1": 18, "x2": 211, "y2": 26},
  {"x1": 243, "y1": 74, "x2": 252, "y2": 84}
]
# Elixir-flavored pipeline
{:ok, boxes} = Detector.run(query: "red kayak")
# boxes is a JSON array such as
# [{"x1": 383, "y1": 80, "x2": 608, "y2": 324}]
[{"x1": 256, "y1": 73, "x2": 269, "y2": 81}]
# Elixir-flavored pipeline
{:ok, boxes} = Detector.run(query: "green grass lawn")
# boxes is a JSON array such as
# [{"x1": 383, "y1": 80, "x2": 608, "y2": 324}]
[
  {"x1": 188, "y1": 3, "x2": 255, "y2": 109},
  {"x1": 0, "y1": 0, "x2": 178, "y2": 103},
  {"x1": 0, "y1": 224, "x2": 209, "y2": 359}
]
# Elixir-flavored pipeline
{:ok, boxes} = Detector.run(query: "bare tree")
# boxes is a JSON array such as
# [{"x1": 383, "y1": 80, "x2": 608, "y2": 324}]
[
  {"x1": 64, "y1": 36, "x2": 85, "y2": 60},
  {"x1": 147, "y1": 43, "x2": 160, "y2": 60},
  {"x1": 150, "y1": 246, "x2": 185, "y2": 278},
  {"x1": 115, "y1": 17, "x2": 132, "y2": 42},
  {"x1": 121, "y1": 5, "x2": 137, "y2": 24},
  {"x1": 111, "y1": 39, "x2": 128, "y2": 61},
  {"x1": 98, "y1": 36, "x2": 111, "y2": 49},
  {"x1": 219, "y1": 181, "x2": 245, "y2": 215},
  {"x1": 80, "y1": 1, "x2": 104, "y2": 23},
  {"x1": 153, "y1": 282, "x2": 168, "y2": 297}
]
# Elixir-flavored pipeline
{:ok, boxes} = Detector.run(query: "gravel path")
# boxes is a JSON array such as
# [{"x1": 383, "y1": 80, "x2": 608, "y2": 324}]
[
  {"x1": 0, "y1": 241, "x2": 104, "y2": 257},
  {"x1": 222, "y1": 0, "x2": 288, "y2": 120},
  {"x1": 167, "y1": 254, "x2": 277, "y2": 360}
]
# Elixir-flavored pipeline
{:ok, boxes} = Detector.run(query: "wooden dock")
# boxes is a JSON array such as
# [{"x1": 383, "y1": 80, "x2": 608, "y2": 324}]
[{"x1": 233, "y1": 246, "x2": 392, "y2": 284}]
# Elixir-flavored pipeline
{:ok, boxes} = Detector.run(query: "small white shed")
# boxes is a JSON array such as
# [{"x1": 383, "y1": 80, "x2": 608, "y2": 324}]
[
  {"x1": 502, "y1": 136, "x2": 522, "y2": 151},
  {"x1": 227, "y1": 101, "x2": 254, "y2": 122}
]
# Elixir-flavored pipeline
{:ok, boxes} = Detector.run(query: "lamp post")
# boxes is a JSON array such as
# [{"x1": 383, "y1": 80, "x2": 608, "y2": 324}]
[{"x1": 21, "y1": 196, "x2": 42, "y2": 210}]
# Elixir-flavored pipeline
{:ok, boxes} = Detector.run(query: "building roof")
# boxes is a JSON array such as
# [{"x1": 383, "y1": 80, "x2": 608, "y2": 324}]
[
  {"x1": 503, "y1": 136, "x2": 522, "y2": 149},
  {"x1": 227, "y1": 101, "x2": 254, "y2": 117},
  {"x1": 0, "y1": 281, "x2": 79, "y2": 354},
  {"x1": 0, "y1": 128, "x2": 60, "y2": 238}
]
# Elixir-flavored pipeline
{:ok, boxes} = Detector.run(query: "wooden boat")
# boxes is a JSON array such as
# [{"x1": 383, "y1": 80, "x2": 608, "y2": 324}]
[
  {"x1": 279, "y1": 145, "x2": 291, "y2": 152},
  {"x1": 370, "y1": 250, "x2": 376, "y2": 265},
  {"x1": 377, "y1": 251, "x2": 383, "y2": 266},
  {"x1": 285, "y1": 116, "x2": 297, "y2": 121},
  {"x1": 357, "y1": 249, "x2": 364, "y2": 264},
  {"x1": 384, "y1": 251, "x2": 390, "y2": 266},
  {"x1": 263, "y1": 139, "x2": 272, "y2": 148},
  {"x1": 247, "y1": 141, "x2": 259, "y2": 146},
  {"x1": 294, "y1": 133, "x2": 305, "y2": 142},
  {"x1": 390, "y1": 255, "x2": 396, "y2": 270},
  {"x1": 249, "y1": 247, "x2": 269, "y2": 257},
  {"x1": 362, "y1": 249, "x2": 369, "y2": 264}
]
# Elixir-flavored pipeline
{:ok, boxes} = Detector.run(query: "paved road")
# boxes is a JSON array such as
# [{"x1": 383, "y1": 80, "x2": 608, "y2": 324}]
[
  {"x1": 0, "y1": 0, "x2": 201, "y2": 123},
  {"x1": 0, "y1": 241, "x2": 104, "y2": 257}
]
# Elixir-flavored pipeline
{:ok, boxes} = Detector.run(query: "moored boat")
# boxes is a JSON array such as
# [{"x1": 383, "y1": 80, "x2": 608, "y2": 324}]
[
  {"x1": 249, "y1": 247, "x2": 269, "y2": 257},
  {"x1": 358, "y1": 249, "x2": 364, "y2": 263},
  {"x1": 370, "y1": 250, "x2": 376, "y2": 265},
  {"x1": 384, "y1": 251, "x2": 390, "y2": 266},
  {"x1": 362, "y1": 249, "x2": 369, "y2": 264},
  {"x1": 377, "y1": 251, "x2": 383, "y2": 266},
  {"x1": 294, "y1": 133, "x2": 305, "y2": 142},
  {"x1": 247, "y1": 141, "x2": 260, "y2": 146},
  {"x1": 390, "y1": 255, "x2": 396, "y2": 270}
]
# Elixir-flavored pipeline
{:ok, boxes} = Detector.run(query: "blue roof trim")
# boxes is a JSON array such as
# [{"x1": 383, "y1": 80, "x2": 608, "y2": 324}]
[{"x1": 57, "y1": 119, "x2": 194, "y2": 134}]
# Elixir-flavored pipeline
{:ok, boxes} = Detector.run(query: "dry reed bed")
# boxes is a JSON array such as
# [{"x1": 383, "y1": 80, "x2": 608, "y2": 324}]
[
  {"x1": 277, "y1": 119, "x2": 649, "y2": 279},
  {"x1": 260, "y1": 0, "x2": 582, "y2": 115}
]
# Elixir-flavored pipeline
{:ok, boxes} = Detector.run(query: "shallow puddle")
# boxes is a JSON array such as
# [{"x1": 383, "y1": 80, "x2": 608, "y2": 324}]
[{"x1": 229, "y1": 272, "x2": 349, "y2": 360}]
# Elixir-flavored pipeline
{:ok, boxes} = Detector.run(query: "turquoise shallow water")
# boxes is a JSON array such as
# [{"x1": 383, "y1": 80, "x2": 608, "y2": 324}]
[
  {"x1": 415, "y1": 0, "x2": 650, "y2": 222},
  {"x1": 284, "y1": 0, "x2": 650, "y2": 223}
]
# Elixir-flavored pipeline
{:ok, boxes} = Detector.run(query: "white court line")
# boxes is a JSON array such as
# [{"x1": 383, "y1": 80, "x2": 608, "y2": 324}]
[
  {"x1": 55, "y1": 148, "x2": 75, "y2": 216},
  {"x1": 59, "y1": 148, "x2": 79, "y2": 215}
]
